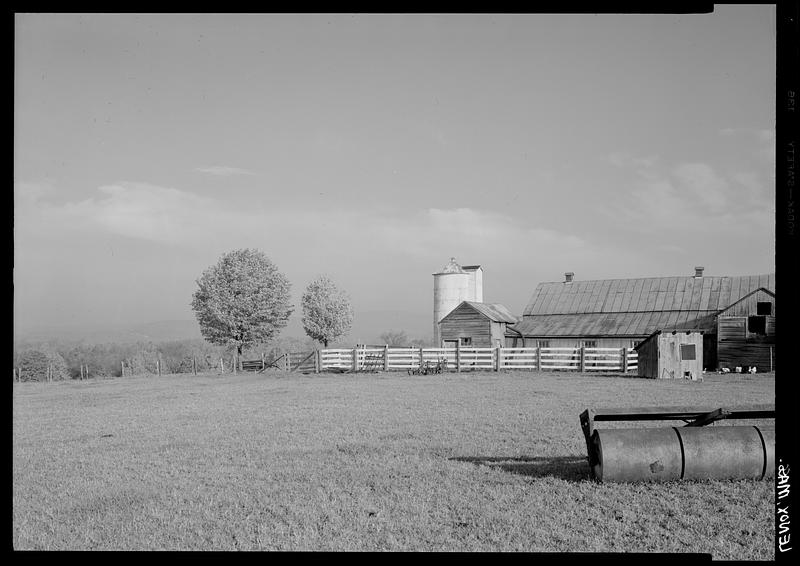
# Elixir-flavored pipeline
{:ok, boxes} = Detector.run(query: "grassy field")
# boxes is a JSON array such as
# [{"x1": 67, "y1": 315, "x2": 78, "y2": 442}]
[{"x1": 13, "y1": 370, "x2": 775, "y2": 556}]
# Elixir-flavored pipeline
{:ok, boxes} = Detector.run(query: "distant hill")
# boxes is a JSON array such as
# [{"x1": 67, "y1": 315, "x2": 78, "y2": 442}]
[
  {"x1": 14, "y1": 319, "x2": 204, "y2": 346},
  {"x1": 14, "y1": 310, "x2": 433, "y2": 347}
]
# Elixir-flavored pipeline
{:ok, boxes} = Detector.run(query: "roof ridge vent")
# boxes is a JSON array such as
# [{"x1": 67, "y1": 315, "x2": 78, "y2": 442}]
[
  {"x1": 694, "y1": 266, "x2": 704, "y2": 278},
  {"x1": 564, "y1": 272, "x2": 574, "y2": 283}
]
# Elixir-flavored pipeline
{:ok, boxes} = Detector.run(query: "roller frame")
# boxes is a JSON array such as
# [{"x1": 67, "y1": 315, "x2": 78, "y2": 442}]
[{"x1": 580, "y1": 404, "x2": 775, "y2": 478}]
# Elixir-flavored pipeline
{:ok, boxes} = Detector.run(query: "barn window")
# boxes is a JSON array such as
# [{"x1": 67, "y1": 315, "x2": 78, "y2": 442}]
[
  {"x1": 756, "y1": 302, "x2": 773, "y2": 316},
  {"x1": 631, "y1": 340, "x2": 641, "y2": 348},
  {"x1": 537, "y1": 340, "x2": 550, "y2": 348},
  {"x1": 680, "y1": 344, "x2": 696, "y2": 360},
  {"x1": 460, "y1": 337, "x2": 472, "y2": 346},
  {"x1": 582, "y1": 340, "x2": 597, "y2": 348},
  {"x1": 748, "y1": 316, "x2": 766, "y2": 335}
]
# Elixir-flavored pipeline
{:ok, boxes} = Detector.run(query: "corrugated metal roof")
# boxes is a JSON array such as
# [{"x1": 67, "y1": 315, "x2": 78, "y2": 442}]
[
  {"x1": 511, "y1": 273, "x2": 774, "y2": 338},
  {"x1": 461, "y1": 301, "x2": 518, "y2": 323},
  {"x1": 522, "y1": 274, "x2": 774, "y2": 316},
  {"x1": 509, "y1": 311, "x2": 719, "y2": 337}
]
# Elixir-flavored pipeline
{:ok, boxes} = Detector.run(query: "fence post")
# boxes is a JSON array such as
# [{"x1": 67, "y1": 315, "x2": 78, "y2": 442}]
[
  {"x1": 622, "y1": 347, "x2": 628, "y2": 373},
  {"x1": 192, "y1": 357, "x2": 197, "y2": 376},
  {"x1": 579, "y1": 346, "x2": 585, "y2": 373},
  {"x1": 352, "y1": 347, "x2": 358, "y2": 373},
  {"x1": 495, "y1": 346, "x2": 501, "y2": 372},
  {"x1": 261, "y1": 352, "x2": 265, "y2": 371},
  {"x1": 382, "y1": 345, "x2": 389, "y2": 371},
  {"x1": 315, "y1": 349, "x2": 321, "y2": 374},
  {"x1": 536, "y1": 347, "x2": 541, "y2": 371},
  {"x1": 285, "y1": 352, "x2": 291, "y2": 372},
  {"x1": 456, "y1": 342, "x2": 461, "y2": 373}
]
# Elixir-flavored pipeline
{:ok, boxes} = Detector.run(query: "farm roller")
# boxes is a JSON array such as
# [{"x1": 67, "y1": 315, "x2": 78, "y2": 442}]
[{"x1": 579, "y1": 405, "x2": 775, "y2": 482}]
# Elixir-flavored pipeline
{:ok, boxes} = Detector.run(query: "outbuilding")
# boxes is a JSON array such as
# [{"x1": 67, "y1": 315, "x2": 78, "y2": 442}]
[
  {"x1": 438, "y1": 301, "x2": 517, "y2": 348},
  {"x1": 634, "y1": 329, "x2": 704, "y2": 380}
]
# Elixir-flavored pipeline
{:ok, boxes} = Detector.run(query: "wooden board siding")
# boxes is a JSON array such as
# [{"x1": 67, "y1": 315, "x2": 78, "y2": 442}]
[
  {"x1": 439, "y1": 306, "x2": 493, "y2": 347},
  {"x1": 718, "y1": 343, "x2": 775, "y2": 371},
  {"x1": 490, "y1": 321, "x2": 508, "y2": 346},
  {"x1": 716, "y1": 313, "x2": 775, "y2": 371},
  {"x1": 718, "y1": 289, "x2": 775, "y2": 317},
  {"x1": 637, "y1": 332, "x2": 704, "y2": 379},
  {"x1": 637, "y1": 337, "x2": 658, "y2": 379}
]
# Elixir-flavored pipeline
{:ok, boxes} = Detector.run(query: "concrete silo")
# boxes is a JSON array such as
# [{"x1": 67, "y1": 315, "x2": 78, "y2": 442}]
[{"x1": 433, "y1": 258, "x2": 483, "y2": 345}]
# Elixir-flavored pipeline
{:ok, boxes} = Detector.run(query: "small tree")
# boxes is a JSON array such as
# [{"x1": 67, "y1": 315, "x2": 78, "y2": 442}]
[
  {"x1": 191, "y1": 249, "x2": 294, "y2": 369},
  {"x1": 379, "y1": 330, "x2": 410, "y2": 347},
  {"x1": 301, "y1": 275, "x2": 354, "y2": 347}
]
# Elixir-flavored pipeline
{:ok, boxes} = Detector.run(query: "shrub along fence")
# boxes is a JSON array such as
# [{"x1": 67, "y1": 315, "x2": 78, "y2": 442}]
[{"x1": 316, "y1": 345, "x2": 638, "y2": 373}]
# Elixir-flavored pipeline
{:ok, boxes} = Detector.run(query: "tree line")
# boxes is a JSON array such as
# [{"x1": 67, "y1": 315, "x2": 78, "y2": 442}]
[{"x1": 15, "y1": 247, "x2": 431, "y2": 381}]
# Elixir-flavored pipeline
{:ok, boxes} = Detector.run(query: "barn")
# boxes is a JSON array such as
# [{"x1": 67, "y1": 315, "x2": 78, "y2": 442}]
[
  {"x1": 634, "y1": 329, "x2": 705, "y2": 380},
  {"x1": 506, "y1": 268, "x2": 775, "y2": 371},
  {"x1": 438, "y1": 301, "x2": 517, "y2": 348}
]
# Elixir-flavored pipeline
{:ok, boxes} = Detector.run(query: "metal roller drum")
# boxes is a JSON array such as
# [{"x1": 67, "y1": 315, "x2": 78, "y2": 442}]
[{"x1": 593, "y1": 426, "x2": 774, "y2": 482}]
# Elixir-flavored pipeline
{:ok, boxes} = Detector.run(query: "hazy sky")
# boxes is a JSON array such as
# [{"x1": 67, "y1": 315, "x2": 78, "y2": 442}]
[{"x1": 14, "y1": 9, "x2": 776, "y2": 337}]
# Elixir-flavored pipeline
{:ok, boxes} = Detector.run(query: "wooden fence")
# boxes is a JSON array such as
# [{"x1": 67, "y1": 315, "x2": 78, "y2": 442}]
[{"x1": 317, "y1": 346, "x2": 638, "y2": 373}]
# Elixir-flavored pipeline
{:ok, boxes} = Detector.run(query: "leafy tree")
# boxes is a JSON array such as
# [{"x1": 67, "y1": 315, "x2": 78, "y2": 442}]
[
  {"x1": 191, "y1": 249, "x2": 293, "y2": 369},
  {"x1": 15, "y1": 346, "x2": 70, "y2": 381},
  {"x1": 301, "y1": 275, "x2": 354, "y2": 347},
  {"x1": 379, "y1": 330, "x2": 410, "y2": 347}
]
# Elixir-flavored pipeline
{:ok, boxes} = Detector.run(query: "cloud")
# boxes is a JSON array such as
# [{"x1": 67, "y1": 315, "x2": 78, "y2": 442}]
[
  {"x1": 194, "y1": 166, "x2": 255, "y2": 176},
  {"x1": 600, "y1": 153, "x2": 773, "y2": 245},
  {"x1": 14, "y1": 181, "x2": 592, "y2": 274},
  {"x1": 607, "y1": 152, "x2": 659, "y2": 170},
  {"x1": 672, "y1": 162, "x2": 729, "y2": 213}
]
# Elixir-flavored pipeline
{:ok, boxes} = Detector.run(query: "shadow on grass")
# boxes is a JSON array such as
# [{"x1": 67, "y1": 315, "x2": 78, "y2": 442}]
[{"x1": 450, "y1": 455, "x2": 592, "y2": 482}]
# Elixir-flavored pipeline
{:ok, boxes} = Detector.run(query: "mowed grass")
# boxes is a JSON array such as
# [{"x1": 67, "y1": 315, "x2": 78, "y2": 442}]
[{"x1": 13, "y1": 370, "x2": 775, "y2": 556}]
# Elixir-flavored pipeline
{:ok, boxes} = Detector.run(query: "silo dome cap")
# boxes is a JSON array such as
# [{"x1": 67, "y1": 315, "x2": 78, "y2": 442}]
[{"x1": 437, "y1": 257, "x2": 466, "y2": 274}]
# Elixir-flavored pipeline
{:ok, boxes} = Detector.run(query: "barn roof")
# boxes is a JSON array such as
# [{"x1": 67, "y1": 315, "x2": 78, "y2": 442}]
[
  {"x1": 442, "y1": 301, "x2": 517, "y2": 324},
  {"x1": 510, "y1": 311, "x2": 718, "y2": 337},
  {"x1": 511, "y1": 272, "x2": 774, "y2": 338}
]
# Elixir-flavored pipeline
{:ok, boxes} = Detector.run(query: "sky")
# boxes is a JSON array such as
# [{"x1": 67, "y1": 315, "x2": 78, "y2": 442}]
[{"x1": 14, "y1": 9, "x2": 777, "y2": 340}]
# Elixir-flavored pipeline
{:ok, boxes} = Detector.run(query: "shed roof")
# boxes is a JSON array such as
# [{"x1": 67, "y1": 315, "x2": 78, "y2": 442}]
[
  {"x1": 633, "y1": 329, "x2": 706, "y2": 351},
  {"x1": 442, "y1": 301, "x2": 517, "y2": 324},
  {"x1": 511, "y1": 272, "x2": 773, "y2": 338}
]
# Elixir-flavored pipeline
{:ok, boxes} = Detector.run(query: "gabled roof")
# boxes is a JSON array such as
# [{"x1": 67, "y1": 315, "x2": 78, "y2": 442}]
[
  {"x1": 511, "y1": 272, "x2": 774, "y2": 338},
  {"x1": 523, "y1": 273, "x2": 774, "y2": 316},
  {"x1": 441, "y1": 301, "x2": 517, "y2": 324},
  {"x1": 716, "y1": 287, "x2": 775, "y2": 316}
]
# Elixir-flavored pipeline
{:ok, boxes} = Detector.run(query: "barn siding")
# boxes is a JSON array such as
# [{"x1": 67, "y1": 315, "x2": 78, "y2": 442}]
[
  {"x1": 719, "y1": 290, "x2": 775, "y2": 317},
  {"x1": 508, "y1": 337, "x2": 644, "y2": 348},
  {"x1": 717, "y1": 342, "x2": 775, "y2": 371}
]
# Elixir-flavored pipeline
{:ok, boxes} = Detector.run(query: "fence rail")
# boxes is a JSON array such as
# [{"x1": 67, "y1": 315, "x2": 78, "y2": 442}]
[
  {"x1": 317, "y1": 346, "x2": 638, "y2": 373},
  {"x1": 13, "y1": 346, "x2": 637, "y2": 382}
]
